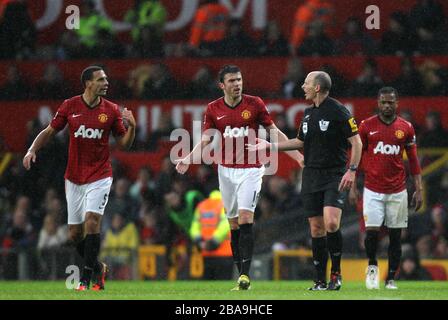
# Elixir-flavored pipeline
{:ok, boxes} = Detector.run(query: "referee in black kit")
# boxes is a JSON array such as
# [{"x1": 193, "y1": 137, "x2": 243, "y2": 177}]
[{"x1": 247, "y1": 71, "x2": 362, "y2": 291}]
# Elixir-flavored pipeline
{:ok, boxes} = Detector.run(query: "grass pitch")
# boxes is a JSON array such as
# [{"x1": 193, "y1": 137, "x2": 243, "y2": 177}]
[{"x1": 0, "y1": 280, "x2": 447, "y2": 300}]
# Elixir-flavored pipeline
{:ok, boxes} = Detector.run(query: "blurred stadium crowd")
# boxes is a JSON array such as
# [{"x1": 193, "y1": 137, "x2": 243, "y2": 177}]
[{"x1": 1, "y1": 0, "x2": 448, "y2": 280}]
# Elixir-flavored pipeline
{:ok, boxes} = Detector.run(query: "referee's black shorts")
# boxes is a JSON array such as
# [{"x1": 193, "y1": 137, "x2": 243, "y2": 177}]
[{"x1": 301, "y1": 167, "x2": 347, "y2": 218}]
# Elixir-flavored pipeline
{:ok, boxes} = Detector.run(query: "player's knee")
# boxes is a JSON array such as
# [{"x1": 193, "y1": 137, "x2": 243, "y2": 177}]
[
  {"x1": 68, "y1": 229, "x2": 83, "y2": 243},
  {"x1": 84, "y1": 213, "x2": 101, "y2": 233},
  {"x1": 310, "y1": 224, "x2": 326, "y2": 237},
  {"x1": 325, "y1": 221, "x2": 340, "y2": 233}
]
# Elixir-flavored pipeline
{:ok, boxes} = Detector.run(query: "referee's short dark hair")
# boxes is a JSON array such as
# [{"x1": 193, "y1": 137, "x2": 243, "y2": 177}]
[
  {"x1": 378, "y1": 86, "x2": 399, "y2": 99},
  {"x1": 81, "y1": 66, "x2": 103, "y2": 88},
  {"x1": 218, "y1": 65, "x2": 241, "y2": 83},
  {"x1": 313, "y1": 71, "x2": 332, "y2": 93}
]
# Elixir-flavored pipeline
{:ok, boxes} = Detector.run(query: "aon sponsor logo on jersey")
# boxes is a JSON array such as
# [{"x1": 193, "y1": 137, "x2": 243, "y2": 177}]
[
  {"x1": 373, "y1": 141, "x2": 400, "y2": 155},
  {"x1": 74, "y1": 125, "x2": 104, "y2": 139},
  {"x1": 223, "y1": 126, "x2": 249, "y2": 138}
]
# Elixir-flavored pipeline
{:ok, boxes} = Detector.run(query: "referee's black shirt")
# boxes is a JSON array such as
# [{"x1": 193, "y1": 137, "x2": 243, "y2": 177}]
[{"x1": 297, "y1": 96, "x2": 358, "y2": 170}]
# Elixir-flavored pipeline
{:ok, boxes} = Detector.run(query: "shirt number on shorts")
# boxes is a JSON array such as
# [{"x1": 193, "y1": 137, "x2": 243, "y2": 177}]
[{"x1": 99, "y1": 194, "x2": 108, "y2": 210}]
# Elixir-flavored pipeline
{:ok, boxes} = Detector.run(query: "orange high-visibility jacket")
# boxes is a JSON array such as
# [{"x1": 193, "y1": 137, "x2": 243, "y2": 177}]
[
  {"x1": 290, "y1": 0, "x2": 333, "y2": 49},
  {"x1": 189, "y1": 3, "x2": 229, "y2": 47},
  {"x1": 190, "y1": 194, "x2": 232, "y2": 257}
]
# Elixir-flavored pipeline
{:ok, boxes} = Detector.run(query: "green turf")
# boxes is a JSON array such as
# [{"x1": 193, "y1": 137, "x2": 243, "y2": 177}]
[{"x1": 0, "y1": 280, "x2": 447, "y2": 300}]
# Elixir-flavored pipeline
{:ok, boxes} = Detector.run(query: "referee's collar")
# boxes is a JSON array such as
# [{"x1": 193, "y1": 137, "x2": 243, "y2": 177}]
[{"x1": 313, "y1": 96, "x2": 330, "y2": 108}]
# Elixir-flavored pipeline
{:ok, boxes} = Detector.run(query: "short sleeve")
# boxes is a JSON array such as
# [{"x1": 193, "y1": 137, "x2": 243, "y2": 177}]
[
  {"x1": 202, "y1": 104, "x2": 215, "y2": 131},
  {"x1": 405, "y1": 122, "x2": 417, "y2": 147},
  {"x1": 256, "y1": 97, "x2": 273, "y2": 127},
  {"x1": 112, "y1": 105, "x2": 126, "y2": 137},
  {"x1": 358, "y1": 120, "x2": 368, "y2": 150},
  {"x1": 339, "y1": 107, "x2": 358, "y2": 138},
  {"x1": 50, "y1": 100, "x2": 69, "y2": 132}
]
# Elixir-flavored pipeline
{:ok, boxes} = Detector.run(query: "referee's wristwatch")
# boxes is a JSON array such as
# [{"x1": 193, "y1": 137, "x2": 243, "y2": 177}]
[{"x1": 348, "y1": 164, "x2": 358, "y2": 172}]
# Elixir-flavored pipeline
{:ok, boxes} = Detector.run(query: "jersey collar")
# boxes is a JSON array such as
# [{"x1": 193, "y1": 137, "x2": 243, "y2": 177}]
[
  {"x1": 81, "y1": 95, "x2": 102, "y2": 109},
  {"x1": 223, "y1": 95, "x2": 243, "y2": 109}
]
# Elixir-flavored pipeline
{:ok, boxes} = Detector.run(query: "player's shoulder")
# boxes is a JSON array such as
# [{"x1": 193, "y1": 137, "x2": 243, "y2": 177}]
[
  {"x1": 59, "y1": 95, "x2": 81, "y2": 110},
  {"x1": 396, "y1": 116, "x2": 414, "y2": 128},
  {"x1": 101, "y1": 97, "x2": 121, "y2": 114},
  {"x1": 207, "y1": 96, "x2": 224, "y2": 109},
  {"x1": 360, "y1": 115, "x2": 379, "y2": 126},
  {"x1": 327, "y1": 97, "x2": 351, "y2": 115}
]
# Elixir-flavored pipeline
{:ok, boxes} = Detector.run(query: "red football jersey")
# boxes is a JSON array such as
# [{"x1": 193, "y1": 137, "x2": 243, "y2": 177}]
[
  {"x1": 50, "y1": 95, "x2": 126, "y2": 184},
  {"x1": 358, "y1": 115, "x2": 417, "y2": 194},
  {"x1": 203, "y1": 94, "x2": 273, "y2": 168}
]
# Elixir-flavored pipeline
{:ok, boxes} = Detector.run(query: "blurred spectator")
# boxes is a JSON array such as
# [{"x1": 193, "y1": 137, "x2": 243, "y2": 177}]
[
  {"x1": 37, "y1": 214, "x2": 67, "y2": 250},
  {"x1": 0, "y1": 65, "x2": 31, "y2": 100},
  {"x1": 32, "y1": 64, "x2": 72, "y2": 100},
  {"x1": 390, "y1": 58, "x2": 423, "y2": 97},
  {"x1": 101, "y1": 213, "x2": 139, "y2": 279},
  {"x1": 146, "y1": 112, "x2": 176, "y2": 151},
  {"x1": 380, "y1": 12, "x2": 417, "y2": 56},
  {"x1": 265, "y1": 176, "x2": 301, "y2": 213},
  {"x1": 55, "y1": 31, "x2": 83, "y2": 60},
  {"x1": 281, "y1": 57, "x2": 306, "y2": 99},
  {"x1": 297, "y1": 20, "x2": 335, "y2": 56},
  {"x1": 189, "y1": 190, "x2": 233, "y2": 280},
  {"x1": 141, "y1": 63, "x2": 179, "y2": 100},
  {"x1": 188, "y1": 0, "x2": 229, "y2": 57},
  {"x1": 415, "y1": 26, "x2": 447, "y2": 55},
  {"x1": 271, "y1": 113, "x2": 296, "y2": 139},
  {"x1": 347, "y1": 58, "x2": 384, "y2": 97},
  {"x1": 409, "y1": 0, "x2": 446, "y2": 33},
  {"x1": 337, "y1": 17, "x2": 376, "y2": 56},
  {"x1": 220, "y1": 19, "x2": 256, "y2": 57},
  {"x1": 0, "y1": 0, "x2": 36, "y2": 59},
  {"x1": 397, "y1": 246, "x2": 432, "y2": 280},
  {"x1": 129, "y1": 167, "x2": 156, "y2": 202},
  {"x1": 192, "y1": 165, "x2": 219, "y2": 196},
  {"x1": 154, "y1": 156, "x2": 177, "y2": 204},
  {"x1": 75, "y1": 0, "x2": 114, "y2": 58},
  {"x1": 103, "y1": 178, "x2": 139, "y2": 234},
  {"x1": 399, "y1": 109, "x2": 421, "y2": 137},
  {"x1": 258, "y1": 20, "x2": 289, "y2": 57},
  {"x1": 127, "y1": 64, "x2": 152, "y2": 99},
  {"x1": 289, "y1": 0, "x2": 334, "y2": 56},
  {"x1": 320, "y1": 64, "x2": 348, "y2": 97},
  {"x1": 419, "y1": 111, "x2": 448, "y2": 148},
  {"x1": 183, "y1": 65, "x2": 221, "y2": 100},
  {"x1": 94, "y1": 28, "x2": 125, "y2": 59},
  {"x1": 417, "y1": 60, "x2": 447, "y2": 96},
  {"x1": 125, "y1": 0, "x2": 167, "y2": 58},
  {"x1": 139, "y1": 208, "x2": 161, "y2": 244}
]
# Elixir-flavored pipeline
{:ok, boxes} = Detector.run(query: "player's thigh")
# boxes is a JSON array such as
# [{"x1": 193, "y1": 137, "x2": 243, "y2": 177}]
[
  {"x1": 218, "y1": 166, "x2": 238, "y2": 219},
  {"x1": 363, "y1": 187, "x2": 386, "y2": 228},
  {"x1": 65, "y1": 179, "x2": 87, "y2": 225},
  {"x1": 385, "y1": 189, "x2": 408, "y2": 228},
  {"x1": 85, "y1": 177, "x2": 113, "y2": 216},
  {"x1": 236, "y1": 167, "x2": 264, "y2": 213}
]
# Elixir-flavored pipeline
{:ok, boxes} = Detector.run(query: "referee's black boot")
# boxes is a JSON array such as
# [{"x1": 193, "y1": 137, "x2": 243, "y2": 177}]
[
  {"x1": 327, "y1": 272, "x2": 342, "y2": 291},
  {"x1": 308, "y1": 280, "x2": 327, "y2": 291}
]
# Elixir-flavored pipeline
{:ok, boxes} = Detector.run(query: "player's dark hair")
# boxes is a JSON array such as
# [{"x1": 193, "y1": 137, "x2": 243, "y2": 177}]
[
  {"x1": 314, "y1": 72, "x2": 332, "y2": 93},
  {"x1": 378, "y1": 86, "x2": 399, "y2": 99},
  {"x1": 81, "y1": 66, "x2": 103, "y2": 88},
  {"x1": 218, "y1": 65, "x2": 241, "y2": 83}
]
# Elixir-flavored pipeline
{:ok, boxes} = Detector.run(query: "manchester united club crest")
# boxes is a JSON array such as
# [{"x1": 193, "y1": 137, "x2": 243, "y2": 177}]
[
  {"x1": 395, "y1": 130, "x2": 404, "y2": 139},
  {"x1": 98, "y1": 113, "x2": 108, "y2": 123},
  {"x1": 241, "y1": 110, "x2": 251, "y2": 120}
]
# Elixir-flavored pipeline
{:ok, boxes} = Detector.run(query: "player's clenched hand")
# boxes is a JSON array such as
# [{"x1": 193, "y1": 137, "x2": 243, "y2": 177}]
[
  {"x1": 22, "y1": 150, "x2": 36, "y2": 170},
  {"x1": 338, "y1": 170, "x2": 356, "y2": 192},
  {"x1": 122, "y1": 107, "x2": 136, "y2": 128},
  {"x1": 175, "y1": 158, "x2": 190, "y2": 175},
  {"x1": 246, "y1": 138, "x2": 271, "y2": 152},
  {"x1": 412, "y1": 189, "x2": 423, "y2": 211}
]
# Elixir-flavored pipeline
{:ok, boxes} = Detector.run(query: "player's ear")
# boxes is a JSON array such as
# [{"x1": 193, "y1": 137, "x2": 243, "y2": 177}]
[{"x1": 218, "y1": 82, "x2": 225, "y2": 90}]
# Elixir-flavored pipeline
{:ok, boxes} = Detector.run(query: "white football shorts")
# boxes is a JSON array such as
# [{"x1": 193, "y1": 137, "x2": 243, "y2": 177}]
[
  {"x1": 65, "y1": 177, "x2": 113, "y2": 225},
  {"x1": 218, "y1": 165, "x2": 265, "y2": 219},
  {"x1": 363, "y1": 187, "x2": 408, "y2": 228}
]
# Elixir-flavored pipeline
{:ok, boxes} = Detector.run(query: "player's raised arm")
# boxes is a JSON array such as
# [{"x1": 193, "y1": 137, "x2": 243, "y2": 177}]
[
  {"x1": 175, "y1": 133, "x2": 213, "y2": 175},
  {"x1": 265, "y1": 123, "x2": 304, "y2": 167},
  {"x1": 116, "y1": 107, "x2": 136, "y2": 150},
  {"x1": 247, "y1": 136, "x2": 303, "y2": 152},
  {"x1": 23, "y1": 125, "x2": 57, "y2": 170}
]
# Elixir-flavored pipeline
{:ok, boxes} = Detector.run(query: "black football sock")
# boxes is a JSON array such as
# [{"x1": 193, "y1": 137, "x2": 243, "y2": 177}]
[
  {"x1": 82, "y1": 233, "x2": 101, "y2": 283},
  {"x1": 365, "y1": 230, "x2": 379, "y2": 266},
  {"x1": 387, "y1": 228, "x2": 402, "y2": 281},
  {"x1": 327, "y1": 230, "x2": 343, "y2": 274},
  {"x1": 230, "y1": 229, "x2": 241, "y2": 274},
  {"x1": 239, "y1": 223, "x2": 254, "y2": 277},
  {"x1": 75, "y1": 238, "x2": 85, "y2": 258},
  {"x1": 311, "y1": 236, "x2": 328, "y2": 282}
]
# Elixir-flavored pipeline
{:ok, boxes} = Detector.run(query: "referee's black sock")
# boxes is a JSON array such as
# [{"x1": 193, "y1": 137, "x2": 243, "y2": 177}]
[
  {"x1": 327, "y1": 230, "x2": 343, "y2": 274},
  {"x1": 230, "y1": 229, "x2": 242, "y2": 274},
  {"x1": 239, "y1": 223, "x2": 254, "y2": 276},
  {"x1": 387, "y1": 228, "x2": 402, "y2": 281},
  {"x1": 82, "y1": 233, "x2": 101, "y2": 282},
  {"x1": 365, "y1": 230, "x2": 379, "y2": 266},
  {"x1": 311, "y1": 236, "x2": 328, "y2": 282}
]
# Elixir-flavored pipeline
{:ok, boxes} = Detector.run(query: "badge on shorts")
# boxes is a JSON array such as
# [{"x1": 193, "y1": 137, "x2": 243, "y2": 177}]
[{"x1": 319, "y1": 119, "x2": 329, "y2": 131}]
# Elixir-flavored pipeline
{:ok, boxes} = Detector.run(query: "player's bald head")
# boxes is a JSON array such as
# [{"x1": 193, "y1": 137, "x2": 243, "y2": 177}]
[{"x1": 308, "y1": 71, "x2": 332, "y2": 93}]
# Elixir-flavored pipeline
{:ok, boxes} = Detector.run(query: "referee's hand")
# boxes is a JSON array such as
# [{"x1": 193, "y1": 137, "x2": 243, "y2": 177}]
[{"x1": 338, "y1": 170, "x2": 356, "y2": 192}]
